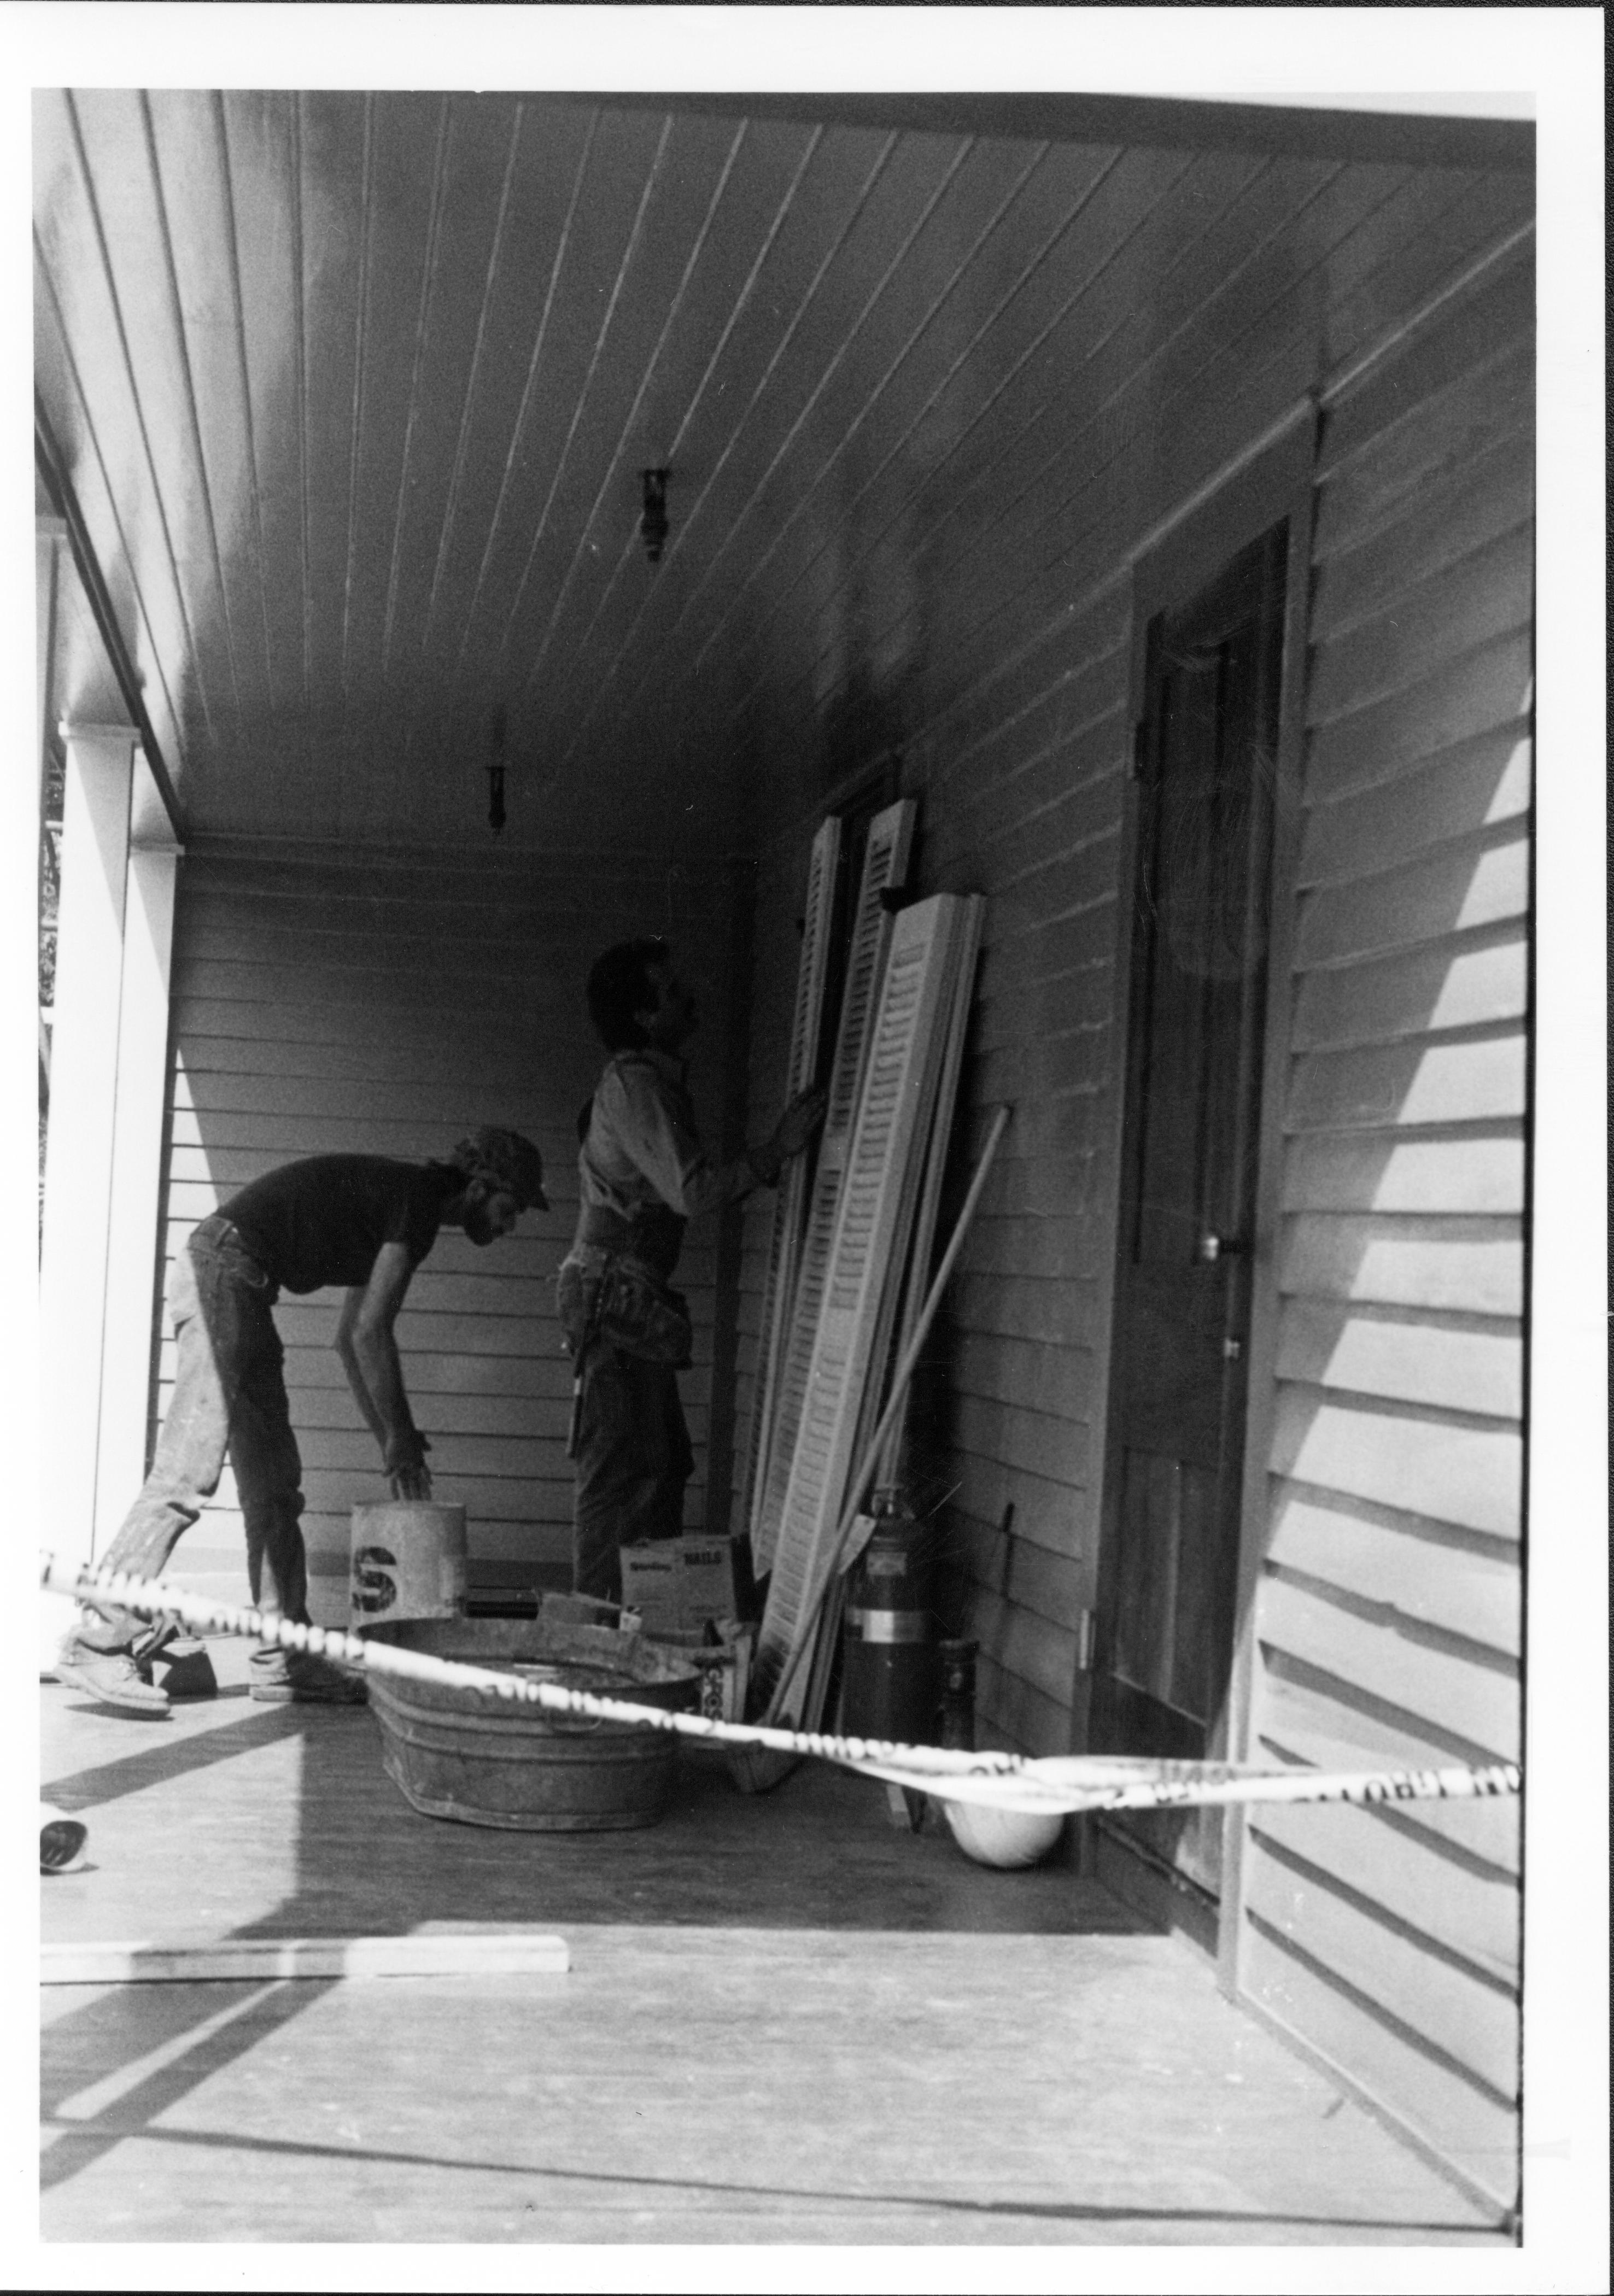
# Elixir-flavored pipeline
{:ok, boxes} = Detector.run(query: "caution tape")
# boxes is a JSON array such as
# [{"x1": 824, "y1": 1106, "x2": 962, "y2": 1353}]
[{"x1": 42, "y1": 1556, "x2": 1521, "y2": 1818}]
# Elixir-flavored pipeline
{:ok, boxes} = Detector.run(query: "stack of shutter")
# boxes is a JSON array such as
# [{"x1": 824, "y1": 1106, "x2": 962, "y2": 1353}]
[
  {"x1": 748, "y1": 802, "x2": 917, "y2": 1577},
  {"x1": 752, "y1": 884, "x2": 985, "y2": 1730}
]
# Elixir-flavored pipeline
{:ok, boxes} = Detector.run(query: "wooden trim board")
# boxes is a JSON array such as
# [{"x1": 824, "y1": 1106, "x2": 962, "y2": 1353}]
[{"x1": 42, "y1": 1933, "x2": 571, "y2": 1983}]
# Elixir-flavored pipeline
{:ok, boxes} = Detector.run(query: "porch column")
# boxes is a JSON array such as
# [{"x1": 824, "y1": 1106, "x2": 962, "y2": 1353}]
[
  {"x1": 96, "y1": 780, "x2": 184, "y2": 1544},
  {"x1": 41, "y1": 722, "x2": 135, "y2": 1579},
  {"x1": 40, "y1": 728, "x2": 182, "y2": 1640},
  {"x1": 37, "y1": 518, "x2": 65, "y2": 764}
]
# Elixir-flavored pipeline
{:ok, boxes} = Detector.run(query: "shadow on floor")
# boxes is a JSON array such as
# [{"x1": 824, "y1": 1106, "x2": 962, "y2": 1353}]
[
  {"x1": 252, "y1": 1712, "x2": 1145, "y2": 1939},
  {"x1": 41, "y1": 2110, "x2": 1486, "y2": 2237},
  {"x1": 44, "y1": 1697, "x2": 306, "y2": 1813}
]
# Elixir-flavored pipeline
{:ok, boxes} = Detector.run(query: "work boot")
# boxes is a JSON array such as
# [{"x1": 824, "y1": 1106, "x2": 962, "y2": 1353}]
[
  {"x1": 52, "y1": 1638, "x2": 171, "y2": 1718},
  {"x1": 248, "y1": 1648, "x2": 367, "y2": 1705},
  {"x1": 136, "y1": 1615, "x2": 219, "y2": 1702},
  {"x1": 149, "y1": 1638, "x2": 219, "y2": 1701}
]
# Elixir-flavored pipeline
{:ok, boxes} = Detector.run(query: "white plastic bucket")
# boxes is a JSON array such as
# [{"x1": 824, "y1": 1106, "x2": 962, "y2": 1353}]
[{"x1": 349, "y1": 1502, "x2": 467, "y2": 1627}]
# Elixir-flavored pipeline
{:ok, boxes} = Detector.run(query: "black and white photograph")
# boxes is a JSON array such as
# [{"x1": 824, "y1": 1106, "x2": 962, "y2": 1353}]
[{"x1": 15, "y1": 4, "x2": 1605, "y2": 2286}]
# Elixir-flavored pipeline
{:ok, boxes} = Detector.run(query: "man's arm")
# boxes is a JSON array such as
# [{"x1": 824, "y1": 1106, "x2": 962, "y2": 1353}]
[
  {"x1": 332, "y1": 1241, "x2": 431, "y2": 1499},
  {"x1": 606, "y1": 1064, "x2": 824, "y2": 1218}
]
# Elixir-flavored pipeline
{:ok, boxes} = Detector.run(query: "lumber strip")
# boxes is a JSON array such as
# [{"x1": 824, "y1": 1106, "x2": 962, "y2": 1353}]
[{"x1": 42, "y1": 1932, "x2": 571, "y2": 1984}]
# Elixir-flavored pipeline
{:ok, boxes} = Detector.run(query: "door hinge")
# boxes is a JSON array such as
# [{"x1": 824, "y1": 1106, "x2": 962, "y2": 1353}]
[{"x1": 1129, "y1": 720, "x2": 1148, "y2": 780}]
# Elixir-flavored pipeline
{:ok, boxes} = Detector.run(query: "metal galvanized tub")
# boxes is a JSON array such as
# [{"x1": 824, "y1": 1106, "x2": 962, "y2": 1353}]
[{"x1": 362, "y1": 1617, "x2": 701, "y2": 1831}]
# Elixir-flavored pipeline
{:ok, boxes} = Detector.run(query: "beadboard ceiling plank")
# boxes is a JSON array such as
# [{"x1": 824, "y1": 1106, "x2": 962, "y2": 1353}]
[
  {"x1": 398, "y1": 99, "x2": 599, "y2": 747},
  {"x1": 71, "y1": 89, "x2": 249, "y2": 751},
  {"x1": 522, "y1": 114, "x2": 826, "y2": 759},
  {"x1": 361, "y1": 92, "x2": 527, "y2": 812},
  {"x1": 335, "y1": 91, "x2": 453, "y2": 841},
  {"x1": 715, "y1": 142, "x2": 1259, "y2": 757},
  {"x1": 217, "y1": 92, "x2": 314, "y2": 730},
  {"x1": 296, "y1": 90, "x2": 371, "y2": 825},
  {"x1": 431, "y1": 107, "x2": 671, "y2": 727},
  {"x1": 681, "y1": 137, "x2": 1052, "y2": 678},
  {"x1": 37, "y1": 90, "x2": 222, "y2": 766},
  {"x1": 536, "y1": 118, "x2": 891, "y2": 795},
  {"x1": 142, "y1": 90, "x2": 278, "y2": 738},
  {"x1": 33, "y1": 260, "x2": 186, "y2": 760},
  {"x1": 498, "y1": 111, "x2": 747, "y2": 719},
  {"x1": 564, "y1": 128, "x2": 963, "y2": 777},
  {"x1": 707, "y1": 142, "x2": 1189, "y2": 731},
  {"x1": 619, "y1": 130, "x2": 1138, "y2": 762}
]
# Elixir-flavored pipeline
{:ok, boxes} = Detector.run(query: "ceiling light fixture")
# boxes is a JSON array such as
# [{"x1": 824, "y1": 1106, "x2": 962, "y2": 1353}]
[
  {"x1": 640, "y1": 468, "x2": 670, "y2": 565},
  {"x1": 487, "y1": 704, "x2": 507, "y2": 834}
]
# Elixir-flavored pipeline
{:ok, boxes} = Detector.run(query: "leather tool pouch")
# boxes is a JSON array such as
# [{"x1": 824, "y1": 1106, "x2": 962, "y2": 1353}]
[
  {"x1": 595, "y1": 1260, "x2": 693, "y2": 1368},
  {"x1": 556, "y1": 1258, "x2": 693, "y2": 1369}
]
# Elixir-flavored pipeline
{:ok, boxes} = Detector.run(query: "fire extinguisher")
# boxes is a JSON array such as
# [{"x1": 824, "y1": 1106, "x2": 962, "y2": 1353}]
[{"x1": 840, "y1": 1487, "x2": 937, "y2": 1744}]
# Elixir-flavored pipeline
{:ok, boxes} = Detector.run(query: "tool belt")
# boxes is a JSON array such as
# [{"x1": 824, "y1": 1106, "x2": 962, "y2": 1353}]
[
  {"x1": 557, "y1": 1206, "x2": 693, "y2": 1376},
  {"x1": 578, "y1": 1203, "x2": 686, "y2": 1281}
]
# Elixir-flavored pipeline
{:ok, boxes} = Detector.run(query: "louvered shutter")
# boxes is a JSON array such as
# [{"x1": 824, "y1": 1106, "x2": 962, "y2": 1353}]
[
  {"x1": 756, "y1": 894, "x2": 969, "y2": 1719},
  {"x1": 865, "y1": 894, "x2": 984, "y2": 1488},
  {"x1": 749, "y1": 801, "x2": 915, "y2": 1573},
  {"x1": 739, "y1": 816, "x2": 842, "y2": 1541}
]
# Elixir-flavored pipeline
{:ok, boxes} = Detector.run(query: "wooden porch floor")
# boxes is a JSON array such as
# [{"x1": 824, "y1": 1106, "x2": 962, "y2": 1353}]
[{"x1": 41, "y1": 1636, "x2": 1511, "y2": 2248}]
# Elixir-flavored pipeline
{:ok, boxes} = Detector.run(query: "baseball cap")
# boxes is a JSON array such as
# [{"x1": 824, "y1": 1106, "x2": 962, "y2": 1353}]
[{"x1": 451, "y1": 1128, "x2": 549, "y2": 1211}]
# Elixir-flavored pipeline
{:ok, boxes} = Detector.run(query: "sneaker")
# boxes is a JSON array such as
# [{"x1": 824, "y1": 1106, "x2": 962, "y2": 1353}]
[
  {"x1": 53, "y1": 1641, "x2": 171, "y2": 1718},
  {"x1": 248, "y1": 1649, "x2": 367, "y2": 1705}
]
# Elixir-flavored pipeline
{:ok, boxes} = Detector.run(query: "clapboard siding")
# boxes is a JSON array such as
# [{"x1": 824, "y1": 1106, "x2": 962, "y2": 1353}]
[
  {"x1": 1237, "y1": 237, "x2": 1531, "y2": 2207},
  {"x1": 1291, "y1": 929, "x2": 1528, "y2": 1051},
  {"x1": 1281, "y1": 1125, "x2": 1525, "y2": 1216},
  {"x1": 1273, "y1": 1303, "x2": 1522, "y2": 1424},
  {"x1": 1252, "y1": 1671, "x2": 1520, "y2": 1872},
  {"x1": 156, "y1": 845, "x2": 745, "y2": 1619}
]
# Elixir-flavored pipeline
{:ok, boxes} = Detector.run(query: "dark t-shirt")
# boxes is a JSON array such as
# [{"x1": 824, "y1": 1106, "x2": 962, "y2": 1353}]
[{"x1": 220, "y1": 1156, "x2": 456, "y2": 1295}]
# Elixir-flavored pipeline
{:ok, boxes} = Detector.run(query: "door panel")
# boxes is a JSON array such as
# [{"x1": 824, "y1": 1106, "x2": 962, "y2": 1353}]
[{"x1": 1093, "y1": 524, "x2": 1286, "y2": 1900}]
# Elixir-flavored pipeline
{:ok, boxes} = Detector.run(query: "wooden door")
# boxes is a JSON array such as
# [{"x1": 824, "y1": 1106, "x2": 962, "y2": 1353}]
[{"x1": 1092, "y1": 524, "x2": 1287, "y2": 1900}]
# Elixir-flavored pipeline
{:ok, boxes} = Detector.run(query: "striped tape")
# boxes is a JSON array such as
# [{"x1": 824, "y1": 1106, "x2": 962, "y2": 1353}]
[{"x1": 43, "y1": 1556, "x2": 1521, "y2": 1818}]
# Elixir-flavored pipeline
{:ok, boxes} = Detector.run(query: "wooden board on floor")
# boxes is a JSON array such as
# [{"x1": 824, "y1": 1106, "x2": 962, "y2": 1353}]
[{"x1": 43, "y1": 1932, "x2": 571, "y2": 1983}]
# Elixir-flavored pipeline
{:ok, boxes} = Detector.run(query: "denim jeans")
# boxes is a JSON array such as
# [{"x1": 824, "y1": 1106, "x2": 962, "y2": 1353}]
[
  {"x1": 571, "y1": 1342, "x2": 693, "y2": 1603},
  {"x1": 78, "y1": 1220, "x2": 309, "y2": 1653}
]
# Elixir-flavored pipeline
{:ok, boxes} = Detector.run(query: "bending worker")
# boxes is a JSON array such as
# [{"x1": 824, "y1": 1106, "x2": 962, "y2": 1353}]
[
  {"x1": 559, "y1": 939, "x2": 823, "y2": 1605},
  {"x1": 57, "y1": 1129, "x2": 547, "y2": 1717}
]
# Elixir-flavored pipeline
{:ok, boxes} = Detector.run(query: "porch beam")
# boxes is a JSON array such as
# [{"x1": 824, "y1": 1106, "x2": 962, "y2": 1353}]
[{"x1": 571, "y1": 91, "x2": 1534, "y2": 173}]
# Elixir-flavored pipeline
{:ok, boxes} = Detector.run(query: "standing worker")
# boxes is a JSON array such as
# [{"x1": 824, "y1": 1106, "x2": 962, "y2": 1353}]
[
  {"x1": 558, "y1": 939, "x2": 823, "y2": 1605},
  {"x1": 56, "y1": 1129, "x2": 548, "y2": 1717}
]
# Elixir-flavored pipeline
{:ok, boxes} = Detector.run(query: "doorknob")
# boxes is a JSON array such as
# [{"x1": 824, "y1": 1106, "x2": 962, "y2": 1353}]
[{"x1": 1197, "y1": 1232, "x2": 1244, "y2": 1263}]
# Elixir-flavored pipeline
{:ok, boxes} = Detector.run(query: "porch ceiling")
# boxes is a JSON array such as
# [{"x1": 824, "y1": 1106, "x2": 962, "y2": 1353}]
[{"x1": 33, "y1": 89, "x2": 1528, "y2": 864}]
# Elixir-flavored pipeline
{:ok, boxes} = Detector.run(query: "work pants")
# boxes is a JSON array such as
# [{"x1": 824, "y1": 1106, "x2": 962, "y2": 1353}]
[
  {"x1": 77, "y1": 1220, "x2": 309, "y2": 1653},
  {"x1": 571, "y1": 1342, "x2": 693, "y2": 1604}
]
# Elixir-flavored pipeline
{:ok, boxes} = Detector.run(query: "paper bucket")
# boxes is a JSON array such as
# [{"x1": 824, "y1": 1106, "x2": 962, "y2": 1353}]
[{"x1": 349, "y1": 1502, "x2": 467, "y2": 1627}]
